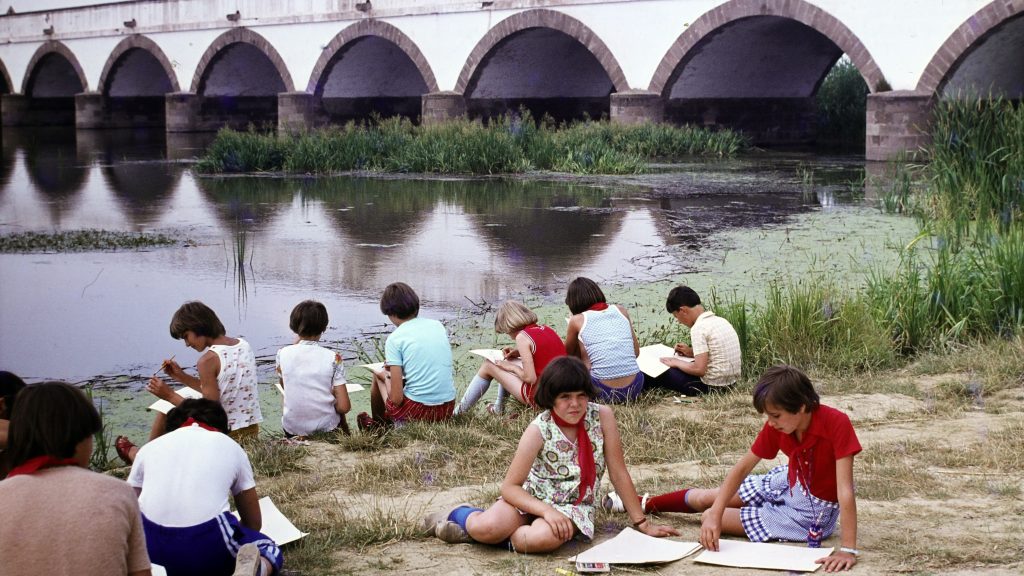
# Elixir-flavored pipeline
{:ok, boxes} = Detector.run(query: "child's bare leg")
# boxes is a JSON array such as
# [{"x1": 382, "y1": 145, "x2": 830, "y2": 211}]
[
  {"x1": 702, "y1": 507, "x2": 746, "y2": 537},
  {"x1": 509, "y1": 516, "x2": 572, "y2": 553},
  {"x1": 686, "y1": 488, "x2": 744, "y2": 510},
  {"x1": 147, "y1": 412, "x2": 168, "y2": 442},
  {"x1": 370, "y1": 372, "x2": 388, "y2": 422},
  {"x1": 464, "y1": 500, "x2": 527, "y2": 544},
  {"x1": 492, "y1": 369, "x2": 529, "y2": 405}
]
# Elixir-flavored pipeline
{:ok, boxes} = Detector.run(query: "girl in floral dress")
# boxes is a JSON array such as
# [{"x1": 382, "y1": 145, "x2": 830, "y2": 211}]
[{"x1": 425, "y1": 356, "x2": 677, "y2": 553}]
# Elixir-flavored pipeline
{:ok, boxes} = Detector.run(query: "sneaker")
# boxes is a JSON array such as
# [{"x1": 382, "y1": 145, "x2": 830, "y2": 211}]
[
  {"x1": 602, "y1": 491, "x2": 648, "y2": 513},
  {"x1": 232, "y1": 543, "x2": 260, "y2": 576},
  {"x1": 421, "y1": 503, "x2": 474, "y2": 537},
  {"x1": 114, "y1": 435, "x2": 137, "y2": 465},
  {"x1": 434, "y1": 520, "x2": 473, "y2": 544}
]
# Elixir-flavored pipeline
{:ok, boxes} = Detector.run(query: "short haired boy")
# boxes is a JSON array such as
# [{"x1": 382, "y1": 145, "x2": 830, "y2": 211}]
[
  {"x1": 607, "y1": 365, "x2": 861, "y2": 572},
  {"x1": 361, "y1": 283, "x2": 456, "y2": 429},
  {"x1": 648, "y1": 285, "x2": 741, "y2": 395}
]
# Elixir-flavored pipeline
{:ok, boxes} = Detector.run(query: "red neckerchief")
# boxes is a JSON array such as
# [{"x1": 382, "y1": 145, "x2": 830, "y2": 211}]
[
  {"x1": 6, "y1": 455, "x2": 79, "y2": 478},
  {"x1": 550, "y1": 409, "x2": 596, "y2": 505},
  {"x1": 183, "y1": 417, "x2": 220, "y2": 432},
  {"x1": 587, "y1": 303, "x2": 610, "y2": 312}
]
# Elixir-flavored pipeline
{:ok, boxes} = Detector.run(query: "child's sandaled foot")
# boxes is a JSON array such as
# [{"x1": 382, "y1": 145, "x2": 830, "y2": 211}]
[
  {"x1": 486, "y1": 403, "x2": 519, "y2": 420},
  {"x1": 421, "y1": 502, "x2": 474, "y2": 536},
  {"x1": 434, "y1": 520, "x2": 473, "y2": 544},
  {"x1": 115, "y1": 435, "x2": 137, "y2": 465}
]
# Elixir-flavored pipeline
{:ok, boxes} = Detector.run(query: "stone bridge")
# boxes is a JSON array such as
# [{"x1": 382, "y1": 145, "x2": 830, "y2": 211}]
[{"x1": 0, "y1": 0, "x2": 1020, "y2": 160}]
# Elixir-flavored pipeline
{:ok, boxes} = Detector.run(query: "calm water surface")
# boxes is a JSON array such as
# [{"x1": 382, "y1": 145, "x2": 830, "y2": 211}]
[{"x1": 0, "y1": 128, "x2": 866, "y2": 384}]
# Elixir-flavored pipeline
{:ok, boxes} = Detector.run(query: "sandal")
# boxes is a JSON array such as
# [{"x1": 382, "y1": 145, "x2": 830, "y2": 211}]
[{"x1": 114, "y1": 435, "x2": 137, "y2": 465}]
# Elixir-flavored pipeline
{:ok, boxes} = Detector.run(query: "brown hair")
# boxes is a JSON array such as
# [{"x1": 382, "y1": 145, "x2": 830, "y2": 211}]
[
  {"x1": 665, "y1": 285, "x2": 701, "y2": 312},
  {"x1": 290, "y1": 300, "x2": 329, "y2": 337},
  {"x1": 752, "y1": 365, "x2": 820, "y2": 414},
  {"x1": 494, "y1": 300, "x2": 538, "y2": 335},
  {"x1": 565, "y1": 277, "x2": 606, "y2": 315},
  {"x1": 169, "y1": 301, "x2": 226, "y2": 340},
  {"x1": 533, "y1": 356, "x2": 598, "y2": 410},
  {"x1": 6, "y1": 382, "x2": 101, "y2": 467},
  {"x1": 379, "y1": 282, "x2": 420, "y2": 319}
]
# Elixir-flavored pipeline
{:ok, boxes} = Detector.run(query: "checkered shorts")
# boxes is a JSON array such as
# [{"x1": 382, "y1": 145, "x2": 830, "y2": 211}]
[{"x1": 738, "y1": 464, "x2": 839, "y2": 543}]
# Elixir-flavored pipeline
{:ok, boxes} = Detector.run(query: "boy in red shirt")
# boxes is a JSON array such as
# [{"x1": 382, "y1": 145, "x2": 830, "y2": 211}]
[{"x1": 605, "y1": 365, "x2": 861, "y2": 572}]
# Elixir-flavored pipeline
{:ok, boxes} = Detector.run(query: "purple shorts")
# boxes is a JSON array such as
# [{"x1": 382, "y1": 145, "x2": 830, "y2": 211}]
[
  {"x1": 143, "y1": 511, "x2": 283, "y2": 575},
  {"x1": 592, "y1": 372, "x2": 644, "y2": 404}
]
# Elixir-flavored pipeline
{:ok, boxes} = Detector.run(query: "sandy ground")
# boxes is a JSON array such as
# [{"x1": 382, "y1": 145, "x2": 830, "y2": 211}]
[{"x1": 266, "y1": 372, "x2": 1023, "y2": 576}]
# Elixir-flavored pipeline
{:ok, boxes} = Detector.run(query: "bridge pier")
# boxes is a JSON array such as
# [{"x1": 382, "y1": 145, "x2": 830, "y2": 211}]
[
  {"x1": 421, "y1": 91, "x2": 466, "y2": 124},
  {"x1": 278, "y1": 92, "x2": 327, "y2": 133},
  {"x1": 75, "y1": 92, "x2": 105, "y2": 129},
  {"x1": 166, "y1": 92, "x2": 201, "y2": 132},
  {"x1": 866, "y1": 91, "x2": 933, "y2": 162},
  {"x1": 1, "y1": 95, "x2": 29, "y2": 126},
  {"x1": 610, "y1": 90, "x2": 664, "y2": 125}
]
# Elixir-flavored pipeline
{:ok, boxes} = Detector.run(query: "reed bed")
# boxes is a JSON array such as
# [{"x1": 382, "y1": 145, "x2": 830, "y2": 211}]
[{"x1": 194, "y1": 114, "x2": 749, "y2": 176}]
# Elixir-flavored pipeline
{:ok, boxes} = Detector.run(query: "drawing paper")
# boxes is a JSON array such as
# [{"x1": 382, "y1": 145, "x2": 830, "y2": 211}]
[
  {"x1": 694, "y1": 540, "x2": 832, "y2": 572},
  {"x1": 231, "y1": 497, "x2": 308, "y2": 546},
  {"x1": 636, "y1": 344, "x2": 692, "y2": 378},
  {"x1": 147, "y1": 386, "x2": 203, "y2": 414},
  {"x1": 569, "y1": 527, "x2": 701, "y2": 564}
]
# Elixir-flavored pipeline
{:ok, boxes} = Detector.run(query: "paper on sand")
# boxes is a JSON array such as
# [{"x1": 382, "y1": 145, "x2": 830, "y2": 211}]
[
  {"x1": 231, "y1": 496, "x2": 308, "y2": 545},
  {"x1": 694, "y1": 540, "x2": 832, "y2": 572},
  {"x1": 568, "y1": 527, "x2": 701, "y2": 565},
  {"x1": 469, "y1": 348, "x2": 523, "y2": 368},
  {"x1": 637, "y1": 344, "x2": 693, "y2": 378},
  {"x1": 147, "y1": 386, "x2": 203, "y2": 414}
]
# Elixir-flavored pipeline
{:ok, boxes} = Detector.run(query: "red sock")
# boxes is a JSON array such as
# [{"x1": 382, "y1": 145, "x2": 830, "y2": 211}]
[{"x1": 645, "y1": 488, "x2": 696, "y2": 513}]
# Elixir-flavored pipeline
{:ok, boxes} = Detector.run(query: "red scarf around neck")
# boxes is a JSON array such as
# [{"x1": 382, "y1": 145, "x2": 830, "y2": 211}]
[
  {"x1": 183, "y1": 417, "x2": 220, "y2": 433},
  {"x1": 550, "y1": 409, "x2": 596, "y2": 505},
  {"x1": 587, "y1": 302, "x2": 610, "y2": 312},
  {"x1": 6, "y1": 455, "x2": 80, "y2": 478}
]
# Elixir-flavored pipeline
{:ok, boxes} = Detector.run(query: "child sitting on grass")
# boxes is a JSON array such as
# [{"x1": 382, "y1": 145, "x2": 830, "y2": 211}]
[
  {"x1": 276, "y1": 300, "x2": 351, "y2": 437},
  {"x1": 127, "y1": 398, "x2": 282, "y2": 576},
  {"x1": 116, "y1": 301, "x2": 263, "y2": 463},
  {"x1": 454, "y1": 300, "x2": 566, "y2": 416},
  {"x1": 425, "y1": 356, "x2": 678, "y2": 553},
  {"x1": 605, "y1": 364, "x2": 861, "y2": 572},
  {"x1": 360, "y1": 282, "x2": 456, "y2": 430}
]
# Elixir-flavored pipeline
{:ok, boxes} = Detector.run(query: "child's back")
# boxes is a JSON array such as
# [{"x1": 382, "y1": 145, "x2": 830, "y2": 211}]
[
  {"x1": 386, "y1": 316, "x2": 455, "y2": 405},
  {"x1": 277, "y1": 340, "x2": 345, "y2": 436},
  {"x1": 209, "y1": 337, "x2": 262, "y2": 432}
]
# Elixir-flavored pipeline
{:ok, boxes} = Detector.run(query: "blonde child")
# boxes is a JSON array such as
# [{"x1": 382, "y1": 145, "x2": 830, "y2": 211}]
[
  {"x1": 116, "y1": 301, "x2": 262, "y2": 462},
  {"x1": 606, "y1": 365, "x2": 861, "y2": 572},
  {"x1": 276, "y1": 300, "x2": 351, "y2": 437},
  {"x1": 426, "y1": 357, "x2": 678, "y2": 553},
  {"x1": 454, "y1": 300, "x2": 566, "y2": 416}
]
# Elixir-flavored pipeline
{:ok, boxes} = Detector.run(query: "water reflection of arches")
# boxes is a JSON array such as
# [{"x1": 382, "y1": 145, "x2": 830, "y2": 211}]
[
  {"x1": 309, "y1": 21, "x2": 437, "y2": 124},
  {"x1": 20, "y1": 128, "x2": 87, "y2": 225},
  {"x1": 98, "y1": 36, "x2": 180, "y2": 127},
  {"x1": 194, "y1": 176, "x2": 295, "y2": 231},
  {"x1": 649, "y1": 0, "x2": 883, "y2": 146},
  {"x1": 457, "y1": 9, "x2": 627, "y2": 123},
  {"x1": 101, "y1": 162, "x2": 182, "y2": 227},
  {"x1": 918, "y1": 4, "x2": 1024, "y2": 99},
  {"x1": 21, "y1": 41, "x2": 88, "y2": 126},
  {"x1": 192, "y1": 28, "x2": 294, "y2": 130}
]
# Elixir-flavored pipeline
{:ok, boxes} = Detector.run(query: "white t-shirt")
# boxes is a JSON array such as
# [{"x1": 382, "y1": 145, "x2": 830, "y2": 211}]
[
  {"x1": 127, "y1": 424, "x2": 255, "y2": 527},
  {"x1": 276, "y1": 340, "x2": 346, "y2": 436}
]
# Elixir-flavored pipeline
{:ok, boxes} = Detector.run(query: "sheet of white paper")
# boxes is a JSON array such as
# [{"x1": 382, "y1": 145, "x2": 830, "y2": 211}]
[
  {"x1": 151, "y1": 564, "x2": 167, "y2": 576},
  {"x1": 694, "y1": 540, "x2": 831, "y2": 572},
  {"x1": 636, "y1": 344, "x2": 692, "y2": 378},
  {"x1": 359, "y1": 362, "x2": 385, "y2": 373},
  {"x1": 343, "y1": 382, "x2": 365, "y2": 392},
  {"x1": 147, "y1": 386, "x2": 203, "y2": 414},
  {"x1": 569, "y1": 527, "x2": 701, "y2": 564},
  {"x1": 469, "y1": 349, "x2": 523, "y2": 367},
  {"x1": 231, "y1": 497, "x2": 308, "y2": 546}
]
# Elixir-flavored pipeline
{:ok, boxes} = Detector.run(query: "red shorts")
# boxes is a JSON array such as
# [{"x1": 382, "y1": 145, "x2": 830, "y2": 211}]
[
  {"x1": 520, "y1": 381, "x2": 538, "y2": 408},
  {"x1": 384, "y1": 397, "x2": 455, "y2": 423}
]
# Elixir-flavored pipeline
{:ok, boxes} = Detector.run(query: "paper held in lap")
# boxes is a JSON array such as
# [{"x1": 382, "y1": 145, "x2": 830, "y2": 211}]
[
  {"x1": 569, "y1": 527, "x2": 701, "y2": 565},
  {"x1": 695, "y1": 540, "x2": 833, "y2": 572},
  {"x1": 637, "y1": 344, "x2": 693, "y2": 378},
  {"x1": 147, "y1": 386, "x2": 203, "y2": 414},
  {"x1": 469, "y1": 348, "x2": 523, "y2": 368}
]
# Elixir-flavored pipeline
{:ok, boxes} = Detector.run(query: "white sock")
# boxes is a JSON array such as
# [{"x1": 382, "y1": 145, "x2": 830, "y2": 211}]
[
  {"x1": 455, "y1": 375, "x2": 490, "y2": 414},
  {"x1": 493, "y1": 386, "x2": 509, "y2": 412}
]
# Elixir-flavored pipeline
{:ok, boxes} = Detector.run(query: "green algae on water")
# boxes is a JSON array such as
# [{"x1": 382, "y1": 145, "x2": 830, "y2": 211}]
[{"x1": 0, "y1": 230, "x2": 178, "y2": 253}]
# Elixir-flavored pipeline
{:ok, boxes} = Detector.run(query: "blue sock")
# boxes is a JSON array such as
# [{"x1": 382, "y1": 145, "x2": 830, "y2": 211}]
[{"x1": 447, "y1": 506, "x2": 484, "y2": 529}]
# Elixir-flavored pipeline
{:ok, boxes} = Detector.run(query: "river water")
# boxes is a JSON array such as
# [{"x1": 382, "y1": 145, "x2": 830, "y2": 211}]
[{"x1": 1, "y1": 127, "x2": 892, "y2": 431}]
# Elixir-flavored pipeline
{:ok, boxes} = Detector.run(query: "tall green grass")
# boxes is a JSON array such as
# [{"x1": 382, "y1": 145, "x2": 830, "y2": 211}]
[{"x1": 195, "y1": 113, "x2": 748, "y2": 176}]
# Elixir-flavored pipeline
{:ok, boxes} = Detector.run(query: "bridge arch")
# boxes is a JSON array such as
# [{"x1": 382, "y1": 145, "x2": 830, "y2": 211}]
[
  {"x1": 99, "y1": 35, "x2": 180, "y2": 95},
  {"x1": 917, "y1": 2, "x2": 1024, "y2": 98},
  {"x1": 22, "y1": 40, "x2": 88, "y2": 95},
  {"x1": 307, "y1": 20, "x2": 437, "y2": 123},
  {"x1": 456, "y1": 9, "x2": 628, "y2": 122},
  {"x1": 0, "y1": 59, "x2": 12, "y2": 94},
  {"x1": 190, "y1": 27, "x2": 295, "y2": 94}
]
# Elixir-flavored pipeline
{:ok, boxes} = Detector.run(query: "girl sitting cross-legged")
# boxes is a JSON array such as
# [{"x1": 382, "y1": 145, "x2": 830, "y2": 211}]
[{"x1": 425, "y1": 356, "x2": 678, "y2": 553}]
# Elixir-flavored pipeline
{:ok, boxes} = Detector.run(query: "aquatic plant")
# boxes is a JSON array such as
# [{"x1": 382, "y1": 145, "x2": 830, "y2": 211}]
[
  {"x1": 0, "y1": 230, "x2": 177, "y2": 253},
  {"x1": 194, "y1": 114, "x2": 750, "y2": 176}
]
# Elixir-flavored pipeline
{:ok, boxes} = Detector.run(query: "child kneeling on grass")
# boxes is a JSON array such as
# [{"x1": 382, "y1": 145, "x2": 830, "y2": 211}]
[
  {"x1": 605, "y1": 364, "x2": 861, "y2": 572},
  {"x1": 276, "y1": 300, "x2": 351, "y2": 437},
  {"x1": 425, "y1": 356, "x2": 678, "y2": 553},
  {"x1": 127, "y1": 399, "x2": 282, "y2": 576}
]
